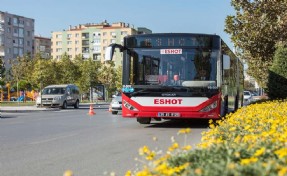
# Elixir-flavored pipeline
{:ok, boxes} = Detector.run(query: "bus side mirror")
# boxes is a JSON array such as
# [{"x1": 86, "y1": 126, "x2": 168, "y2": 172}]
[
  {"x1": 223, "y1": 55, "x2": 230, "y2": 70},
  {"x1": 105, "y1": 46, "x2": 114, "y2": 61},
  {"x1": 105, "y1": 44, "x2": 125, "y2": 61}
]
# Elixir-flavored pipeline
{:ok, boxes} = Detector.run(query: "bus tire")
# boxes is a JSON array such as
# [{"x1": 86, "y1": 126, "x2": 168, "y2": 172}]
[{"x1": 137, "y1": 118, "x2": 151, "y2": 124}]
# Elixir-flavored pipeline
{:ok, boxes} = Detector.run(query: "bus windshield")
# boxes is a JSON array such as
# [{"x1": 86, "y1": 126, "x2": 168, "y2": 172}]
[{"x1": 130, "y1": 48, "x2": 218, "y2": 87}]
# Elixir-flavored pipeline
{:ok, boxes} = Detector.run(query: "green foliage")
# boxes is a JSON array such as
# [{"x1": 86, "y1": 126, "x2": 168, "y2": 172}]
[
  {"x1": 57, "y1": 54, "x2": 80, "y2": 84},
  {"x1": 76, "y1": 58, "x2": 101, "y2": 93},
  {"x1": 267, "y1": 44, "x2": 287, "y2": 99},
  {"x1": 99, "y1": 61, "x2": 118, "y2": 98},
  {"x1": 115, "y1": 66, "x2": 122, "y2": 91},
  {"x1": 225, "y1": 0, "x2": 287, "y2": 87},
  {"x1": 0, "y1": 57, "x2": 5, "y2": 79},
  {"x1": 7, "y1": 53, "x2": 119, "y2": 96}
]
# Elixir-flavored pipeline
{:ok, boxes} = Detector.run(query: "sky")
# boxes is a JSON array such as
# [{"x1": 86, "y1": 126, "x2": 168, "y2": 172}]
[{"x1": 1, "y1": 0, "x2": 235, "y2": 48}]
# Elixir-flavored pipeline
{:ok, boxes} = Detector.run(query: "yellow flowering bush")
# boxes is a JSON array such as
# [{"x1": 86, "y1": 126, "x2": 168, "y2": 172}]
[{"x1": 128, "y1": 100, "x2": 287, "y2": 176}]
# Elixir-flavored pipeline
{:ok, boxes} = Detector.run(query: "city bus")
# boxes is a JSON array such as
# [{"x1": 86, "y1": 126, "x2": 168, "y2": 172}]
[{"x1": 105, "y1": 33, "x2": 244, "y2": 124}]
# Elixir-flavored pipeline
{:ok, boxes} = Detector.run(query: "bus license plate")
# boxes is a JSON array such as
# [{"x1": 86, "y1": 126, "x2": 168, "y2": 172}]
[{"x1": 158, "y1": 112, "x2": 180, "y2": 117}]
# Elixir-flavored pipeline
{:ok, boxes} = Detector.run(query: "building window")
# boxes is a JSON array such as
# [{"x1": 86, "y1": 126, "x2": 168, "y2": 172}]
[
  {"x1": 67, "y1": 41, "x2": 72, "y2": 45},
  {"x1": 93, "y1": 54, "x2": 101, "y2": 61},
  {"x1": 94, "y1": 46, "x2": 101, "y2": 51},
  {"x1": 75, "y1": 47, "x2": 79, "y2": 52},
  {"x1": 13, "y1": 28, "x2": 18, "y2": 35},
  {"x1": 27, "y1": 31, "x2": 31, "y2": 37},
  {"x1": 110, "y1": 32, "x2": 116, "y2": 37},
  {"x1": 56, "y1": 34, "x2": 62, "y2": 39},
  {"x1": 56, "y1": 41, "x2": 62, "y2": 46},
  {"x1": 19, "y1": 28, "x2": 24, "y2": 37},
  {"x1": 82, "y1": 33, "x2": 89, "y2": 39},
  {"x1": 75, "y1": 40, "x2": 79, "y2": 45},
  {"x1": 13, "y1": 47, "x2": 18, "y2": 54},
  {"x1": 121, "y1": 31, "x2": 128, "y2": 35},
  {"x1": 13, "y1": 17, "x2": 18, "y2": 25},
  {"x1": 93, "y1": 39, "x2": 100, "y2": 44},
  {"x1": 19, "y1": 48, "x2": 23, "y2": 56},
  {"x1": 67, "y1": 34, "x2": 72, "y2": 38},
  {"x1": 110, "y1": 39, "x2": 116, "y2": 44},
  {"x1": 67, "y1": 48, "x2": 72, "y2": 52},
  {"x1": 82, "y1": 47, "x2": 89, "y2": 53},
  {"x1": 103, "y1": 39, "x2": 107, "y2": 44},
  {"x1": 82, "y1": 40, "x2": 89, "y2": 45},
  {"x1": 103, "y1": 32, "x2": 107, "y2": 36},
  {"x1": 75, "y1": 33, "x2": 79, "y2": 38},
  {"x1": 7, "y1": 27, "x2": 11, "y2": 33},
  {"x1": 56, "y1": 48, "x2": 62, "y2": 52},
  {"x1": 7, "y1": 48, "x2": 11, "y2": 54},
  {"x1": 27, "y1": 41, "x2": 31, "y2": 46},
  {"x1": 7, "y1": 17, "x2": 11, "y2": 25},
  {"x1": 19, "y1": 38, "x2": 24, "y2": 45}
]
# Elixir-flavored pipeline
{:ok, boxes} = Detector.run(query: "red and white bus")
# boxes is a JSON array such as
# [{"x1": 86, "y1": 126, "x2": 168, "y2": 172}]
[{"x1": 105, "y1": 33, "x2": 244, "y2": 124}]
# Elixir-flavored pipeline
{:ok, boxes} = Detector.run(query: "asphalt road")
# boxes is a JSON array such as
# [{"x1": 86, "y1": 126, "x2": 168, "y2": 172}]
[{"x1": 0, "y1": 105, "x2": 209, "y2": 176}]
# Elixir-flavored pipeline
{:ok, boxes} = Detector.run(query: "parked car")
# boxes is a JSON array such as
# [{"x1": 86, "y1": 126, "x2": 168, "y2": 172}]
[
  {"x1": 109, "y1": 95, "x2": 122, "y2": 115},
  {"x1": 244, "y1": 91, "x2": 253, "y2": 104},
  {"x1": 36, "y1": 84, "x2": 80, "y2": 109}
]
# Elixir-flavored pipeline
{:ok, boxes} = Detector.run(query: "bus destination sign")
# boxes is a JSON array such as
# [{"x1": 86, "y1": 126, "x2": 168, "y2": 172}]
[
  {"x1": 126, "y1": 34, "x2": 216, "y2": 48},
  {"x1": 160, "y1": 49, "x2": 182, "y2": 54}
]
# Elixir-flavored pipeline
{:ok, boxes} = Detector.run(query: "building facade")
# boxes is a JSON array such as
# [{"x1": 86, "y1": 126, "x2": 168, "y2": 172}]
[
  {"x1": 34, "y1": 36, "x2": 51, "y2": 59},
  {"x1": 51, "y1": 21, "x2": 152, "y2": 67},
  {"x1": 0, "y1": 11, "x2": 34, "y2": 68}
]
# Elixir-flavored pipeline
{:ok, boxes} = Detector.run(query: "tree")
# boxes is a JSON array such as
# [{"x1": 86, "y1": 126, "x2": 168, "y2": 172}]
[
  {"x1": 98, "y1": 61, "x2": 118, "y2": 98},
  {"x1": 57, "y1": 53, "x2": 80, "y2": 84},
  {"x1": 267, "y1": 43, "x2": 287, "y2": 99},
  {"x1": 115, "y1": 65, "x2": 122, "y2": 91},
  {"x1": 30, "y1": 58, "x2": 58, "y2": 89},
  {"x1": 225, "y1": 0, "x2": 287, "y2": 87},
  {"x1": 76, "y1": 58, "x2": 101, "y2": 93},
  {"x1": 0, "y1": 58, "x2": 5, "y2": 87}
]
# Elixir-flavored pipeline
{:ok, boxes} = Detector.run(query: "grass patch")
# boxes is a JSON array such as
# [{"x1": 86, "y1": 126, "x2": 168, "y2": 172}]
[{"x1": 0, "y1": 101, "x2": 36, "y2": 106}]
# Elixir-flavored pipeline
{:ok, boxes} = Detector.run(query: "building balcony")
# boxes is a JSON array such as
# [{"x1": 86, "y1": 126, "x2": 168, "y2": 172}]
[{"x1": 92, "y1": 50, "x2": 101, "y2": 54}]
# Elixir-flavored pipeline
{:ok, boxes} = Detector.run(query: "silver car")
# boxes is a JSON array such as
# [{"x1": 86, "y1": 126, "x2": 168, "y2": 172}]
[
  {"x1": 36, "y1": 84, "x2": 80, "y2": 109},
  {"x1": 244, "y1": 91, "x2": 253, "y2": 104},
  {"x1": 109, "y1": 95, "x2": 122, "y2": 115}
]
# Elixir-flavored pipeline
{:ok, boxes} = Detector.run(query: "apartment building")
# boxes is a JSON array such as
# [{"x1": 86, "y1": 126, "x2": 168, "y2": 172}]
[
  {"x1": 34, "y1": 35, "x2": 51, "y2": 59},
  {"x1": 0, "y1": 11, "x2": 34, "y2": 68},
  {"x1": 51, "y1": 21, "x2": 152, "y2": 67}
]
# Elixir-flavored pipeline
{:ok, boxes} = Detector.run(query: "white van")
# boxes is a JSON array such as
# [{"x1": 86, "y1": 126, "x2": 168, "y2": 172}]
[{"x1": 36, "y1": 84, "x2": 80, "y2": 109}]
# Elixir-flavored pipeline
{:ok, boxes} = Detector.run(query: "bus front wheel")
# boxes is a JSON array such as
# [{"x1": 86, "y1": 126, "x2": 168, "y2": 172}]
[{"x1": 137, "y1": 118, "x2": 151, "y2": 124}]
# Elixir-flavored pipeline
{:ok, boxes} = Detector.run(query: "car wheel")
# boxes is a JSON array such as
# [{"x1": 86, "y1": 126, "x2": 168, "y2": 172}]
[
  {"x1": 112, "y1": 111, "x2": 118, "y2": 115},
  {"x1": 61, "y1": 101, "x2": 67, "y2": 109},
  {"x1": 74, "y1": 100, "x2": 79, "y2": 109},
  {"x1": 137, "y1": 118, "x2": 151, "y2": 124}
]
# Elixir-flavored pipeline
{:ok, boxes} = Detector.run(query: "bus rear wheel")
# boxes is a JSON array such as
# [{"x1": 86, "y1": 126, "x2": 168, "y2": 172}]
[{"x1": 137, "y1": 118, "x2": 151, "y2": 124}]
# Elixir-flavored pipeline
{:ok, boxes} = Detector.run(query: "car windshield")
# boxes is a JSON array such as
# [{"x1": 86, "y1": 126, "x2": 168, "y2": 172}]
[
  {"x1": 114, "y1": 96, "x2": 122, "y2": 102},
  {"x1": 42, "y1": 87, "x2": 66, "y2": 95},
  {"x1": 244, "y1": 91, "x2": 251, "y2": 95}
]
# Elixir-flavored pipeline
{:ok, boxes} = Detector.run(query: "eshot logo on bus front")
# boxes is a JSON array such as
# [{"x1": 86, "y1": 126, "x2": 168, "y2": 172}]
[
  {"x1": 154, "y1": 98, "x2": 183, "y2": 105},
  {"x1": 160, "y1": 49, "x2": 182, "y2": 54}
]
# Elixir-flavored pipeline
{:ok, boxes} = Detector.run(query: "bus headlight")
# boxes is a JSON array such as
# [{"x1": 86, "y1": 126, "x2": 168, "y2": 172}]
[
  {"x1": 123, "y1": 100, "x2": 138, "y2": 111},
  {"x1": 200, "y1": 101, "x2": 217, "y2": 112}
]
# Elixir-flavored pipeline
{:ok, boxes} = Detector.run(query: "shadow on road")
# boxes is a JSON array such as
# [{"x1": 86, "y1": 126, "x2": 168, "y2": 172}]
[
  {"x1": 145, "y1": 119, "x2": 210, "y2": 128},
  {"x1": 0, "y1": 115, "x2": 18, "y2": 119}
]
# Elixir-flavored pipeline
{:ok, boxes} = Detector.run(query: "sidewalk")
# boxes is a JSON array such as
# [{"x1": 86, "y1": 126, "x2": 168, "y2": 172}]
[
  {"x1": 0, "y1": 105, "x2": 59, "y2": 113},
  {"x1": 0, "y1": 102, "x2": 110, "y2": 113}
]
